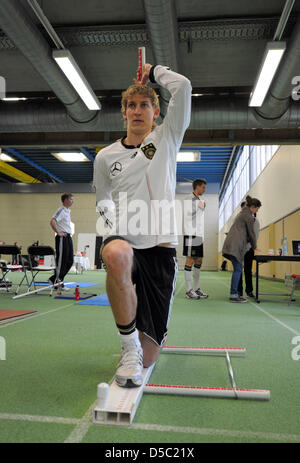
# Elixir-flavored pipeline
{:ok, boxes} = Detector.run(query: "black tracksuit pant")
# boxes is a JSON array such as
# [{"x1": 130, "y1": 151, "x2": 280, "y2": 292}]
[
  {"x1": 50, "y1": 234, "x2": 74, "y2": 284},
  {"x1": 238, "y1": 247, "x2": 254, "y2": 295}
]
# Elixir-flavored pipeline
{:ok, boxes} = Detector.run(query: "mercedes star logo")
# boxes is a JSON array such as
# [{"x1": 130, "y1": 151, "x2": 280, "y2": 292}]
[{"x1": 110, "y1": 161, "x2": 122, "y2": 176}]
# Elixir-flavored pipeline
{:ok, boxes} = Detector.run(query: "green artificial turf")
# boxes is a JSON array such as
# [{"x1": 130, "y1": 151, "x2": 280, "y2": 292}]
[{"x1": 0, "y1": 269, "x2": 299, "y2": 443}]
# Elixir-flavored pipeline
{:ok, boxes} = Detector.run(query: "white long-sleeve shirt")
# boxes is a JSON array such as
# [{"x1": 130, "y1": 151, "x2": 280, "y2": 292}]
[{"x1": 93, "y1": 65, "x2": 192, "y2": 249}]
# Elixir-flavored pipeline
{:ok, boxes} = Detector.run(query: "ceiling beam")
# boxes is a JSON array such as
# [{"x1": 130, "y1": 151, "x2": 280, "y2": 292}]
[
  {"x1": 0, "y1": 160, "x2": 41, "y2": 183},
  {"x1": 1, "y1": 128, "x2": 300, "y2": 147},
  {"x1": 5, "y1": 148, "x2": 64, "y2": 183},
  {"x1": 0, "y1": 17, "x2": 296, "y2": 50}
]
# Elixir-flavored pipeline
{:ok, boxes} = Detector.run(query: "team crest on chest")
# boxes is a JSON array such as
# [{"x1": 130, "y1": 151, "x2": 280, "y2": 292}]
[{"x1": 141, "y1": 143, "x2": 156, "y2": 160}]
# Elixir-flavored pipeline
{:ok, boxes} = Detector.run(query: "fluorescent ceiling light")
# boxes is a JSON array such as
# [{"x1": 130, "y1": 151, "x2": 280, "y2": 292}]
[
  {"x1": 177, "y1": 151, "x2": 200, "y2": 162},
  {"x1": 0, "y1": 152, "x2": 16, "y2": 162},
  {"x1": 1, "y1": 97, "x2": 27, "y2": 101},
  {"x1": 249, "y1": 41, "x2": 286, "y2": 107},
  {"x1": 52, "y1": 49, "x2": 101, "y2": 111},
  {"x1": 52, "y1": 151, "x2": 89, "y2": 162}
]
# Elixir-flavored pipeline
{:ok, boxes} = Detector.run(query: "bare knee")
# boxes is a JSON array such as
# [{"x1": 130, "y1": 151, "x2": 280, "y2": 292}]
[
  {"x1": 139, "y1": 332, "x2": 162, "y2": 368},
  {"x1": 185, "y1": 257, "x2": 194, "y2": 267},
  {"x1": 143, "y1": 350, "x2": 160, "y2": 368},
  {"x1": 102, "y1": 240, "x2": 133, "y2": 276}
]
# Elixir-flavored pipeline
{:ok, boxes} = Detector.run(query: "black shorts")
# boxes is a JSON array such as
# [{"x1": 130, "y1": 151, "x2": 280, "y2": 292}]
[
  {"x1": 183, "y1": 236, "x2": 204, "y2": 258},
  {"x1": 101, "y1": 236, "x2": 178, "y2": 346}
]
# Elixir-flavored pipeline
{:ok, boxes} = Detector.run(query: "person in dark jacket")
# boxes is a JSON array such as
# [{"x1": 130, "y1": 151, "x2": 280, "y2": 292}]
[
  {"x1": 237, "y1": 202, "x2": 260, "y2": 298},
  {"x1": 222, "y1": 195, "x2": 261, "y2": 303}
]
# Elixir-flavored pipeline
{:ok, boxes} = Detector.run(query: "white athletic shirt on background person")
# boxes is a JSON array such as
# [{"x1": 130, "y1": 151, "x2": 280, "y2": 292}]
[
  {"x1": 93, "y1": 65, "x2": 192, "y2": 249},
  {"x1": 183, "y1": 193, "x2": 205, "y2": 240},
  {"x1": 52, "y1": 206, "x2": 72, "y2": 235}
]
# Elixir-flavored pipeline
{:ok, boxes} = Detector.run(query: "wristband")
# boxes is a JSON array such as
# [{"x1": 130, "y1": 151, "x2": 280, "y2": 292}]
[{"x1": 149, "y1": 65, "x2": 157, "y2": 83}]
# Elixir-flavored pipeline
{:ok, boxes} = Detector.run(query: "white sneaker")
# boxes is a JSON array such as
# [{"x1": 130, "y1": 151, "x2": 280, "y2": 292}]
[
  {"x1": 61, "y1": 285, "x2": 70, "y2": 292},
  {"x1": 195, "y1": 288, "x2": 209, "y2": 299},
  {"x1": 116, "y1": 336, "x2": 143, "y2": 388},
  {"x1": 185, "y1": 289, "x2": 200, "y2": 300}
]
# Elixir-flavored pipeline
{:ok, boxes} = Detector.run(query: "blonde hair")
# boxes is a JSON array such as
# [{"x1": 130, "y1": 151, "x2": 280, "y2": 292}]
[{"x1": 121, "y1": 84, "x2": 159, "y2": 129}]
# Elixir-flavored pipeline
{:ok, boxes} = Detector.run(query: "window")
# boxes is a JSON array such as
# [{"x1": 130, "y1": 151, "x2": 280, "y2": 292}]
[
  {"x1": 219, "y1": 147, "x2": 249, "y2": 230},
  {"x1": 250, "y1": 145, "x2": 279, "y2": 183},
  {"x1": 219, "y1": 145, "x2": 278, "y2": 231}
]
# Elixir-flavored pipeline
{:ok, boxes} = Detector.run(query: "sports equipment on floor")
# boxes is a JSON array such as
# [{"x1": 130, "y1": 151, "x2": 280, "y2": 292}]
[{"x1": 93, "y1": 345, "x2": 270, "y2": 425}]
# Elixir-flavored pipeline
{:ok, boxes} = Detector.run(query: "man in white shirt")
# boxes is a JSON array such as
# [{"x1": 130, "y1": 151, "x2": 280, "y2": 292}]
[
  {"x1": 93, "y1": 63, "x2": 191, "y2": 388},
  {"x1": 183, "y1": 179, "x2": 209, "y2": 300},
  {"x1": 49, "y1": 193, "x2": 74, "y2": 287}
]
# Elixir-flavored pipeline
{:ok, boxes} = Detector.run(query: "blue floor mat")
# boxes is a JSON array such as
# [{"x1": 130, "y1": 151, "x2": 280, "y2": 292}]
[
  {"x1": 55, "y1": 293, "x2": 96, "y2": 300},
  {"x1": 30, "y1": 282, "x2": 50, "y2": 286},
  {"x1": 32, "y1": 282, "x2": 100, "y2": 288},
  {"x1": 64, "y1": 282, "x2": 100, "y2": 288},
  {"x1": 75, "y1": 294, "x2": 110, "y2": 306}
]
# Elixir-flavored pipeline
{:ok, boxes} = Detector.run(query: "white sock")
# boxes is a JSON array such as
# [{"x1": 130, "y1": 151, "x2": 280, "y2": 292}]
[
  {"x1": 193, "y1": 264, "x2": 201, "y2": 290},
  {"x1": 119, "y1": 329, "x2": 141, "y2": 348},
  {"x1": 184, "y1": 265, "x2": 193, "y2": 292}
]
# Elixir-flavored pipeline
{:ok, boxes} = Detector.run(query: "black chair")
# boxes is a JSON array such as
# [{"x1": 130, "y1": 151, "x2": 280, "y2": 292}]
[
  {"x1": 0, "y1": 245, "x2": 30, "y2": 294},
  {"x1": 27, "y1": 245, "x2": 57, "y2": 290}
]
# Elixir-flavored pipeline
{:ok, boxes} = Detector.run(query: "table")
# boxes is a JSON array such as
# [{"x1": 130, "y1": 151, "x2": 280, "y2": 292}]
[
  {"x1": 254, "y1": 255, "x2": 300, "y2": 302},
  {"x1": 73, "y1": 256, "x2": 90, "y2": 273}
]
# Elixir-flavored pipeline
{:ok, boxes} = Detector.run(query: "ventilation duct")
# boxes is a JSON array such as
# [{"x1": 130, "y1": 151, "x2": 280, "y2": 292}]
[
  {"x1": 257, "y1": 14, "x2": 300, "y2": 120},
  {"x1": 0, "y1": 2, "x2": 300, "y2": 132},
  {"x1": 0, "y1": 0, "x2": 98, "y2": 124},
  {"x1": 1, "y1": 96, "x2": 300, "y2": 132},
  {"x1": 143, "y1": 0, "x2": 180, "y2": 117}
]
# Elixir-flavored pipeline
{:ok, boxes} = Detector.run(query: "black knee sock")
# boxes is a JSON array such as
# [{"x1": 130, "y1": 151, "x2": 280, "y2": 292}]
[{"x1": 116, "y1": 318, "x2": 136, "y2": 336}]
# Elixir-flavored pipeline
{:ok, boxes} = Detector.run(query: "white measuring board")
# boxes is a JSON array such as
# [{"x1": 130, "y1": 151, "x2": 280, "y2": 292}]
[
  {"x1": 93, "y1": 345, "x2": 270, "y2": 426},
  {"x1": 93, "y1": 363, "x2": 155, "y2": 426}
]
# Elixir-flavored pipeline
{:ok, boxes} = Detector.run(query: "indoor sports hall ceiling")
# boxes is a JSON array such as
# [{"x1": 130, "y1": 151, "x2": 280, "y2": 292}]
[{"x1": 0, "y1": 0, "x2": 299, "y2": 186}]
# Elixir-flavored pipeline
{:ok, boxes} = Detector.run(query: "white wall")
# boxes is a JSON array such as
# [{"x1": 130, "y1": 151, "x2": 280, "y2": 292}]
[
  {"x1": 248, "y1": 145, "x2": 300, "y2": 228},
  {"x1": 176, "y1": 193, "x2": 219, "y2": 270},
  {"x1": 0, "y1": 189, "x2": 219, "y2": 271}
]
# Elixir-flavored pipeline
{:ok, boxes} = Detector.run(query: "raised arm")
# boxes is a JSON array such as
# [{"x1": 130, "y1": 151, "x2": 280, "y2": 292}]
[
  {"x1": 93, "y1": 151, "x2": 115, "y2": 229},
  {"x1": 137, "y1": 63, "x2": 192, "y2": 141},
  {"x1": 152, "y1": 65, "x2": 192, "y2": 138}
]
